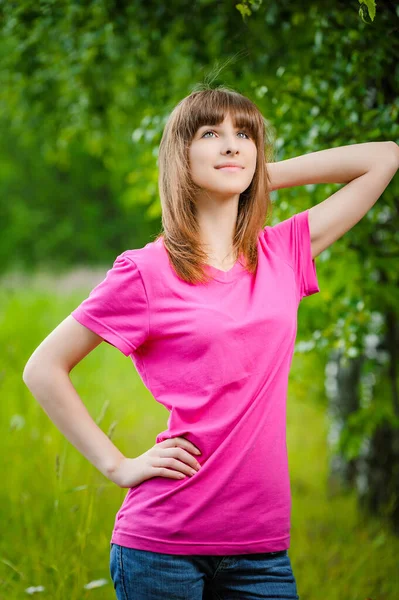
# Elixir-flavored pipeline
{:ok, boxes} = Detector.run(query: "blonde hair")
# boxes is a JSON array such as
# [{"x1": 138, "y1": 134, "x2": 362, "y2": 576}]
[{"x1": 154, "y1": 84, "x2": 275, "y2": 284}]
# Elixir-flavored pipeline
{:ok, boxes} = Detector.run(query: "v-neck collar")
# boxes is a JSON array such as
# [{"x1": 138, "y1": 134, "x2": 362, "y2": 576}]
[
  {"x1": 203, "y1": 256, "x2": 246, "y2": 283},
  {"x1": 157, "y1": 237, "x2": 247, "y2": 283}
]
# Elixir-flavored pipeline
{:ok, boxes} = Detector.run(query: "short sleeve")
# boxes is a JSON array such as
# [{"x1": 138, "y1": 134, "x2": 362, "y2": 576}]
[
  {"x1": 70, "y1": 252, "x2": 149, "y2": 356},
  {"x1": 264, "y1": 209, "x2": 320, "y2": 301}
]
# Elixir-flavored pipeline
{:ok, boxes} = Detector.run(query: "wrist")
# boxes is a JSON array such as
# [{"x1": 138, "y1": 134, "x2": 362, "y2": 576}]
[{"x1": 103, "y1": 452, "x2": 126, "y2": 483}]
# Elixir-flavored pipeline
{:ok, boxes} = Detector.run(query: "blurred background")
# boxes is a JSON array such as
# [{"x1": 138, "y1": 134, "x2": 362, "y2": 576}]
[{"x1": 1, "y1": 1, "x2": 398, "y2": 598}]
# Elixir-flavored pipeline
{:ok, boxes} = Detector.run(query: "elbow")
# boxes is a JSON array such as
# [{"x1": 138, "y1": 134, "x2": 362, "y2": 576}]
[
  {"x1": 23, "y1": 359, "x2": 68, "y2": 387},
  {"x1": 22, "y1": 361, "x2": 37, "y2": 387},
  {"x1": 22, "y1": 359, "x2": 48, "y2": 386},
  {"x1": 387, "y1": 141, "x2": 399, "y2": 167},
  {"x1": 22, "y1": 359, "x2": 32, "y2": 382}
]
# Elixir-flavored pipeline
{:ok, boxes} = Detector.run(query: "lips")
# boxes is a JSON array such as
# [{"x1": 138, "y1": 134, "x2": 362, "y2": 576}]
[
  {"x1": 215, "y1": 166, "x2": 243, "y2": 172},
  {"x1": 215, "y1": 164, "x2": 244, "y2": 169}
]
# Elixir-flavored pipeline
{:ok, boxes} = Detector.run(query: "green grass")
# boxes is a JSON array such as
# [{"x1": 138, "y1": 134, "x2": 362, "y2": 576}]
[{"x1": 1, "y1": 282, "x2": 398, "y2": 599}]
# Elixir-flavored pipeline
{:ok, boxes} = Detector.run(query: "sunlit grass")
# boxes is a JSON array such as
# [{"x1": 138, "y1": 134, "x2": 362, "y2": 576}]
[{"x1": 1, "y1": 282, "x2": 397, "y2": 599}]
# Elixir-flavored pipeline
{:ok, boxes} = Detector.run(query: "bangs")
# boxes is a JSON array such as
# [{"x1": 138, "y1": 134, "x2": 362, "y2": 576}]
[{"x1": 182, "y1": 89, "x2": 263, "y2": 143}]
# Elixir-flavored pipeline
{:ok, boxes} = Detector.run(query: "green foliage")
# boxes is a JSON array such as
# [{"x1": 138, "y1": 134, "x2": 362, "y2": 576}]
[
  {"x1": 235, "y1": 0, "x2": 263, "y2": 20},
  {"x1": 358, "y1": 1, "x2": 377, "y2": 23},
  {"x1": 235, "y1": 0, "x2": 380, "y2": 22},
  {"x1": 339, "y1": 406, "x2": 399, "y2": 462}
]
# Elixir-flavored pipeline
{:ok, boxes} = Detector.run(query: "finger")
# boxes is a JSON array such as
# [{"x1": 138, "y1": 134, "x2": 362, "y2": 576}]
[
  {"x1": 163, "y1": 448, "x2": 201, "y2": 471},
  {"x1": 158, "y1": 457, "x2": 199, "y2": 477},
  {"x1": 173, "y1": 437, "x2": 202, "y2": 455},
  {"x1": 156, "y1": 465, "x2": 187, "y2": 479}
]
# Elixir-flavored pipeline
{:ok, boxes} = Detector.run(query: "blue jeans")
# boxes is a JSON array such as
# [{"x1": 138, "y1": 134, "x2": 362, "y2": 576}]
[{"x1": 110, "y1": 543, "x2": 300, "y2": 599}]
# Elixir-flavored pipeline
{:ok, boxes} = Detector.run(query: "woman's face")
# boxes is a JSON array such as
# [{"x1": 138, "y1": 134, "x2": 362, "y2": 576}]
[{"x1": 188, "y1": 112, "x2": 257, "y2": 200}]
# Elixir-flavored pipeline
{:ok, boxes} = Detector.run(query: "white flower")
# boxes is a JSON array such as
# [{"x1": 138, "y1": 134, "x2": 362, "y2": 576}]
[
  {"x1": 83, "y1": 579, "x2": 109, "y2": 589},
  {"x1": 25, "y1": 586, "x2": 45, "y2": 595}
]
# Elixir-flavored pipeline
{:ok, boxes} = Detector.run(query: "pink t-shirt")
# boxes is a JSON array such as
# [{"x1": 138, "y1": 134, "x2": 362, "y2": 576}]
[{"x1": 71, "y1": 208, "x2": 320, "y2": 555}]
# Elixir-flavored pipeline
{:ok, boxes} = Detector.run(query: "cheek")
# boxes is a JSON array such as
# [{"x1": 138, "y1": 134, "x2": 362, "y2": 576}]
[
  {"x1": 188, "y1": 146, "x2": 200, "y2": 167},
  {"x1": 190, "y1": 148, "x2": 211, "y2": 173}
]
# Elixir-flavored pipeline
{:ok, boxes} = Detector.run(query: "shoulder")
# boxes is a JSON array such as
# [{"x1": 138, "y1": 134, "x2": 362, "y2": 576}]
[
  {"x1": 261, "y1": 210, "x2": 310, "y2": 250},
  {"x1": 119, "y1": 237, "x2": 163, "y2": 266},
  {"x1": 117, "y1": 238, "x2": 167, "y2": 283},
  {"x1": 263, "y1": 210, "x2": 308, "y2": 237},
  {"x1": 259, "y1": 210, "x2": 312, "y2": 276},
  {"x1": 260, "y1": 213, "x2": 293, "y2": 255}
]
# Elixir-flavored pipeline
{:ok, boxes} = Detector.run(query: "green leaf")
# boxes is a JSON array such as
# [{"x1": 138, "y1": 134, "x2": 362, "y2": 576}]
[{"x1": 358, "y1": 1, "x2": 376, "y2": 23}]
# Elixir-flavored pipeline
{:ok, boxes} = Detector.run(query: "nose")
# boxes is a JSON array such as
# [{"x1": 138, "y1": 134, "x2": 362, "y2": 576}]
[
  {"x1": 224, "y1": 144, "x2": 239, "y2": 156},
  {"x1": 218, "y1": 132, "x2": 239, "y2": 155}
]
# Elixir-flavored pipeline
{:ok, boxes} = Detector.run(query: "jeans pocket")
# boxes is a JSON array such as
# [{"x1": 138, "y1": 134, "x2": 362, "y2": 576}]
[
  {"x1": 110, "y1": 543, "x2": 128, "y2": 600},
  {"x1": 110, "y1": 544, "x2": 118, "y2": 584}
]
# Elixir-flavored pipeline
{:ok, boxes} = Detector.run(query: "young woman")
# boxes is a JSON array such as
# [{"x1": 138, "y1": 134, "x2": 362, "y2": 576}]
[{"x1": 23, "y1": 86, "x2": 399, "y2": 600}]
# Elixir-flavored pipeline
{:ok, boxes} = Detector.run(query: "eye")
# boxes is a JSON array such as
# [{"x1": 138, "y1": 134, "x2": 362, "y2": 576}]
[
  {"x1": 202, "y1": 130, "x2": 250, "y2": 139},
  {"x1": 202, "y1": 130, "x2": 216, "y2": 138}
]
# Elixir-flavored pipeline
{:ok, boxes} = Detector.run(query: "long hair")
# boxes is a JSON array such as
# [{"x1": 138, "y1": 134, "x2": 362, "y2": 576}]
[{"x1": 154, "y1": 84, "x2": 275, "y2": 285}]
